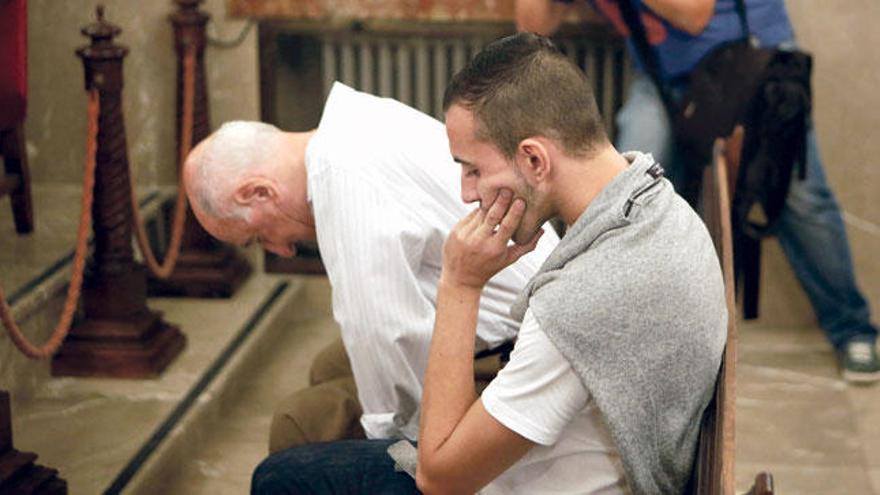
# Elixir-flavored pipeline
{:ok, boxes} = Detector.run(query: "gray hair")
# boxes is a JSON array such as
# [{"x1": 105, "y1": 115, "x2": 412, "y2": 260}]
[{"x1": 189, "y1": 121, "x2": 283, "y2": 221}]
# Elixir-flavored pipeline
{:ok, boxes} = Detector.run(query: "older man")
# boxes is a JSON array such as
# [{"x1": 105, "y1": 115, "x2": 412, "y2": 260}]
[{"x1": 183, "y1": 83, "x2": 559, "y2": 449}]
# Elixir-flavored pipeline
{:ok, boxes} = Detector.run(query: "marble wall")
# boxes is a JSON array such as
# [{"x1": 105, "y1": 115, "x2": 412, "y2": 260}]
[
  {"x1": 26, "y1": 0, "x2": 260, "y2": 186},
  {"x1": 755, "y1": 1, "x2": 880, "y2": 328}
]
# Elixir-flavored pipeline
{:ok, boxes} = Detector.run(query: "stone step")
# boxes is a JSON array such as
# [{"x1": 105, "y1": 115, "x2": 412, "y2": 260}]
[
  {"x1": 1, "y1": 185, "x2": 175, "y2": 395},
  {"x1": 0, "y1": 184, "x2": 321, "y2": 493},
  {"x1": 8, "y1": 272, "x2": 307, "y2": 494},
  {"x1": 126, "y1": 277, "x2": 338, "y2": 494}
]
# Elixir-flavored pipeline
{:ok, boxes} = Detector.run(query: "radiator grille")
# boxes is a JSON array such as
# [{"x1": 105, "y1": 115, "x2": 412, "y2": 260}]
[{"x1": 318, "y1": 32, "x2": 630, "y2": 137}]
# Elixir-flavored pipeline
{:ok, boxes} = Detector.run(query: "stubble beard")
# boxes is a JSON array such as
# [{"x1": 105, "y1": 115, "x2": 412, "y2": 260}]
[{"x1": 511, "y1": 183, "x2": 544, "y2": 246}]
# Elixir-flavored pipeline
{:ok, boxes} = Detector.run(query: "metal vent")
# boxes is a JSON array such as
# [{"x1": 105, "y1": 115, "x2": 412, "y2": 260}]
[{"x1": 318, "y1": 32, "x2": 629, "y2": 136}]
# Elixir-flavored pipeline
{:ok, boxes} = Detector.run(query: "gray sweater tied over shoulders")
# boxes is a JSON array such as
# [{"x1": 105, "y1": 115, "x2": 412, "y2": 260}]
[{"x1": 511, "y1": 152, "x2": 727, "y2": 494}]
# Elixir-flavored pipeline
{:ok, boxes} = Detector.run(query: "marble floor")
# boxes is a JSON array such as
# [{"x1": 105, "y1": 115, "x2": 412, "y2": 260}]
[
  {"x1": 736, "y1": 322, "x2": 880, "y2": 494},
  {"x1": 143, "y1": 276, "x2": 342, "y2": 495}
]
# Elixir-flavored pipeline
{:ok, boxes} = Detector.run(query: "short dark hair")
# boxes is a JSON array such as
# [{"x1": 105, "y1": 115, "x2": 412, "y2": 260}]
[{"x1": 443, "y1": 32, "x2": 608, "y2": 158}]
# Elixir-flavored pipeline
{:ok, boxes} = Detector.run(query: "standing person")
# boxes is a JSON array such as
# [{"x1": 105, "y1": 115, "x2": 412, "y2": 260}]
[
  {"x1": 183, "y1": 83, "x2": 559, "y2": 451},
  {"x1": 253, "y1": 32, "x2": 726, "y2": 495},
  {"x1": 516, "y1": 0, "x2": 880, "y2": 382}
]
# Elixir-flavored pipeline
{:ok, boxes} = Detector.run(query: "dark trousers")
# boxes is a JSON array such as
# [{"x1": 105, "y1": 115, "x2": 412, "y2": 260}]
[{"x1": 251, "y1": 439, "x2": 421, "y2": 495}]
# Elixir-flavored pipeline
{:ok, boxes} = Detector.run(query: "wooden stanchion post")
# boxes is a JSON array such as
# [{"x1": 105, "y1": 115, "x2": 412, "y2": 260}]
[
  {"x1": 51, "y1": 6, "x2": 186, "y2": 378},
  {"x1": 148, "y1": 0, "x2": 251, "y2": 298}
]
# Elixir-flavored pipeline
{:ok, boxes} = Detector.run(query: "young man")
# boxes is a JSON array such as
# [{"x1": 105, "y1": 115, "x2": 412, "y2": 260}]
[
  {"x1": 516, "y1": 0, "x2": 880, "y2": 383},
  {"x1": 183, "y1": 83, "x2": 559, "y2": 450},
  {"x1": 252, "y1": 33, "x2": 726, "y2": 494},
  {"x1": 414, "y1": 32, "x2": 727, "y2": 495}
]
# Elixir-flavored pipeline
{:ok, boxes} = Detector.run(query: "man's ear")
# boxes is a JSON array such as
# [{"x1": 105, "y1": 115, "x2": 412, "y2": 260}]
[
  {"x1": 517, "y1": 138, "x2": 551, "y2": 184},
  {"x1": 233, "y1": 178, "x2": 277, "y2": 206}
]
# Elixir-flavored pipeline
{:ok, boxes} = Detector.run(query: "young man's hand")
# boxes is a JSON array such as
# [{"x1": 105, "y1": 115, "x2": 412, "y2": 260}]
[
  {"x1": 441, "y1": 189, "x2": 544, "y2": 290},
  {"x1": 419, "y1": 187, "x2": 540, "y2": 494}
]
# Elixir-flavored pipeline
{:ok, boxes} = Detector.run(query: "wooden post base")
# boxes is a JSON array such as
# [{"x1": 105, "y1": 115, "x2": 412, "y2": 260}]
[
  {"x1": 51, "y1": 311, "x2": 186, "y2": 378},
  {"x1": 148, "y1": 247, "x2": 251, "y2": 298},
  {"x1": 0, "y1": 392, "x2": 67, "y2": 495}
]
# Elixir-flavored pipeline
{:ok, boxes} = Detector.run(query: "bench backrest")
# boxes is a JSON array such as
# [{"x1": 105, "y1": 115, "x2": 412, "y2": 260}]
[{"x1": 690, "y1": 129, "x2": 743, "y2": 495}]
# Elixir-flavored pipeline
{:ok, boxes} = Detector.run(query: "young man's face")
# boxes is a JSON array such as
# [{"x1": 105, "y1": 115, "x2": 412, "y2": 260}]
[{"x1": 445, "y1": 104, "x2": 545, "y2": 245}]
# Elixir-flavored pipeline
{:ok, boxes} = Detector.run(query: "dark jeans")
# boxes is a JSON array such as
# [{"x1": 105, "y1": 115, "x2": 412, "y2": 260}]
[{"x1": 251, "y1": 439, "x2": 421, "y2": 495}]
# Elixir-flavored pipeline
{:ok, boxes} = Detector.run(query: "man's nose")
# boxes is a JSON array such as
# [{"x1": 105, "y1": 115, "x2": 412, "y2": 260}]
[
  {"x1": 460, "y1": 181, "x2": 480, "y2": 204},
  {"x1": 263, "y1": 241, "x2": 294, "y2": 258}
]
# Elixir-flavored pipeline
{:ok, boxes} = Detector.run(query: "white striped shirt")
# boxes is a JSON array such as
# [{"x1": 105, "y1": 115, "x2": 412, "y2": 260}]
[{"x1": 305, "y1": 83, "x2": 560, "y2": 440}]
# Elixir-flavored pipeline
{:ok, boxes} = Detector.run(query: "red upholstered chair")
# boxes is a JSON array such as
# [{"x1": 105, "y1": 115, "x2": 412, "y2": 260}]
[{"x1": 0, "y1": 0, "x2": 33, "y2": 234}]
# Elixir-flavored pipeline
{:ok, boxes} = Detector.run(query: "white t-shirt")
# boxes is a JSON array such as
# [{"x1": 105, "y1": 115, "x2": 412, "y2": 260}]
[
  {"x1": 305, "y1": 82, "x2": 560, "y2": 440},
  {"x1": 480, "y1": 309, "x2": 627, "y2": 495}
]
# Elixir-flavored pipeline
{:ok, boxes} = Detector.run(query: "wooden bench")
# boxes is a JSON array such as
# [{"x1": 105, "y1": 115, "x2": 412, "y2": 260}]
[{"x1": 691, "y1": 127, "x2": 774, "y2": 495}]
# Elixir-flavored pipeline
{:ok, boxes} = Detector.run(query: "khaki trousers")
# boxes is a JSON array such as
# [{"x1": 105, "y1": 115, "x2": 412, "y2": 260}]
[{"x1": 268, "y1": 336, "x2": 504, "y2": 454}]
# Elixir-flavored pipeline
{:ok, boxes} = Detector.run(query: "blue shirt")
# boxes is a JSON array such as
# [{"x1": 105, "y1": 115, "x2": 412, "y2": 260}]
[{"x1": 584, "y1": 0, "x2": 794, "y2": 81}]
